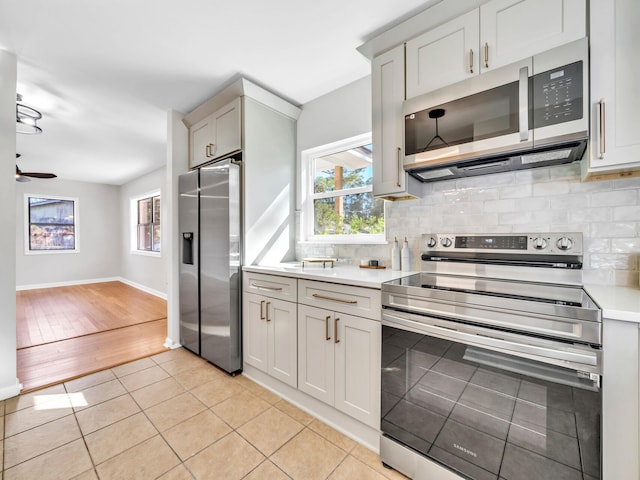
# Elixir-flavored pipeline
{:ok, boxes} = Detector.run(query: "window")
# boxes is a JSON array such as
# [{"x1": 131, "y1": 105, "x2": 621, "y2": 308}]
[
  {"x1": 302, "y1": 133, "x2": 385, "y2": 243},
  {"x1": 25, "y1": 195, "x2": 78, "y2": 253},
  {"x1": 136, "y1": 194, "x2": 160, "y2": 253}
]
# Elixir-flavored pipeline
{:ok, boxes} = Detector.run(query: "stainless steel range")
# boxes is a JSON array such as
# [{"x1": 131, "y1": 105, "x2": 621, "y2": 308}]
[{"x1": 380, "y1": 232, "x2": 601, "y2": 480}]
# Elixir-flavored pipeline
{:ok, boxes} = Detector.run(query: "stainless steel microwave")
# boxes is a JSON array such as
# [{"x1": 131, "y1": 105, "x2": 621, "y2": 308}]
[{"x1": 403, "y1": 38, "x2": 589, "y2": 182}]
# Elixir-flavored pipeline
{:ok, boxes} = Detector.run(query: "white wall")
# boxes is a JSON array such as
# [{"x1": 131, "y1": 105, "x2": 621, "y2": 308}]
[
  {"x1": 119, "y1": 166, "x2": 167, "y2": 296},
  {"x1": 0, "y1": 50, "x2": 20, "y2": 400},
  {"x1": 297, "y1": 75, "x2": 371, "y2": 154},
  {"x1": 15, "y1": 179, "x2": 120, "y2": 287},
  {"x1": 295, "y1": 74, "x2": 640, "y2": 287}
]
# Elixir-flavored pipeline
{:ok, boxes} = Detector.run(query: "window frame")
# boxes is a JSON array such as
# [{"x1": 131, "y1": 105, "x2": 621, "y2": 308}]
[
  {"x1": 24, "y1": 194, "x2": 80, "y2": 255},
  {"x1": 301, "y1": 133, "x2": 386, "y2": 244},
  {"x1": 130, "y1": 190, "x2": 161, "y2": 257}
]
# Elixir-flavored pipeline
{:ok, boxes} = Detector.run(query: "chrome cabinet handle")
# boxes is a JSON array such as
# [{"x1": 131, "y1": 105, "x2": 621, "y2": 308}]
[
  {"x1": 312, "y1": 293, "x2": 357, "y2": 305},
  {"x1": 598, "y1": 99, "x2": 606, "y2": 159},
  {"x1": 260, "y1": 300, "x2": 265, "y2": 320},
  {"x1": 396, "y1": 147, "x2": 402, "y2": 187},
  {"x1": 251, "y1": 282, "x2": 283, "y2": 292},
  {"x1": 519, "y1": 66, "x2": 529, "y2": 141},
  {"x1": 468, "y1": 49, "x2": 474, "y2": 74},
  {"x1": 325, "y1": 315, "x2": 331, "y2": 341},
  {"x1": 266, "y1": 301, "x2": 271, "y2": 322},
  {"x1": 334, "y1": 317, "x2": 340, "y2": 344},
  {"x1": 484, "y1": 42, "x2": 489, "y2": 68}
]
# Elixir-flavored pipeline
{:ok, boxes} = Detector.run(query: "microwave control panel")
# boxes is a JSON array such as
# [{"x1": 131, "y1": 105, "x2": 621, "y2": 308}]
[{"x1": 532, "y1": 61, "x2": 583, "y2": 128}]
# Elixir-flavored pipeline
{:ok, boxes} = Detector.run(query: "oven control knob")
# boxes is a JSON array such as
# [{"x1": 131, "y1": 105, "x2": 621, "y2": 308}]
[
  {"x1": 556, "y1": 236, "x2": 573, "y2": 250},
  {"x1": 532, "y1": 236, "x2": 547, "y2": 250},
  {"x1": 426, "y1": 236, "x2": 437, "y2": 248},
  {"x1": 441, "y1": 237, "x2": 452, "y2": 248}
]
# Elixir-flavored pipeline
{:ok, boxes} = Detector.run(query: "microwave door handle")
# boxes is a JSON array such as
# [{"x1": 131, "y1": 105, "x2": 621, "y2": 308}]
[{"x1": 519, "y1": 66, "x2": 529, "y2": 141}]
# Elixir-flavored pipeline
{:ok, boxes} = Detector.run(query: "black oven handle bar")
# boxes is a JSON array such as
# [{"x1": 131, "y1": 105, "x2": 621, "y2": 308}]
[{"x1": 382, "y1": 309, "x2": 601, "y2": 389}]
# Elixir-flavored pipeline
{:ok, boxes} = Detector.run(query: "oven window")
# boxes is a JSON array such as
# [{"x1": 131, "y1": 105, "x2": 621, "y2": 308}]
[
  {"x1": 381, "y1": 325, "x2": 601, "y2": 480},
  {"x1": 404, "y1": 81, "x2": 522, "y2": 156}
]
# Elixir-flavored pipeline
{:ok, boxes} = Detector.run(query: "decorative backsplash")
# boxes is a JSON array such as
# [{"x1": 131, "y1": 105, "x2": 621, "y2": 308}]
[{"x1": 297, "y1": 163, "x2": 640, "y2": 287}]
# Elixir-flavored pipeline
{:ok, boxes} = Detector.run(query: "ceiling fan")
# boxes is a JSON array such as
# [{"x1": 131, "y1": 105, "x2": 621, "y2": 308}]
[{"x1": 15, "y1": 153, "x2": 57, "y2": 182}]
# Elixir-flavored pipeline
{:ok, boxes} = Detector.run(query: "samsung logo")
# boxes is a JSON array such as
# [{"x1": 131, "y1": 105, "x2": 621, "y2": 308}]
[{"x1": 453, "y1": 443, "x2": 477, "y2": 458}]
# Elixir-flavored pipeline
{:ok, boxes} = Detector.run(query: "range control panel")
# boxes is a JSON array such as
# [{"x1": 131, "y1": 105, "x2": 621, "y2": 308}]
[{"x1": 422, "y1": 233, "x2": 583, "y2": 256}]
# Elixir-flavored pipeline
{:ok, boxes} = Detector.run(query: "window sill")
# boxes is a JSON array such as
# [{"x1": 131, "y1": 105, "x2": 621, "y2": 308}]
[
  {"x1": 130, "y1": 250, "x2": 161, "y2": 258},
  {"x1": 300, "y1": 236, "x2": 387, "y2": 245},
  {"x1": 24, "y1": 249, "x2": 79, "y2": 255}
]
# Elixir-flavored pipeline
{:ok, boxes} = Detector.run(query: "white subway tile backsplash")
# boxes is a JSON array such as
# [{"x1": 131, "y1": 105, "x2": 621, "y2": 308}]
[
  {"x1": 613, "y1": 205, "x2": 640, "y2": 221},
  {"x1": 591, "y1": 222, "x2": 636, "y2": 238},
  {"x1": 569, "y1": 207, "x2": 611, "y2": 223},
  {"x1": 296, "y1": 166, "x2": 640, "y2": 286},
  {"x1": 591, "y1": 189, "x2": 637, "y2": 207},
  {"x1": 611, "y1": 238, "x2": 640, "y2": 253},
  {"x1": 590, "y1": 254, "x2": 637, "y2": 270},
  {"x1": 532, "y1": 181, "x2": 570, "y2": 197}
]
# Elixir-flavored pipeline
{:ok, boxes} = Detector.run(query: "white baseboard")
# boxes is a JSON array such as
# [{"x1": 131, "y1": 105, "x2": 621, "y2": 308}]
[
  {"x1": 117, "y1": 278, "x2": 167, "y2": 300},
  {"x1": 0, "y1": 378, "x2": 23, "y2": 400},
  {"x1": 16, "y1": 276, "x2": 168, "y2": 300},
  {"x1": 16, "y1": 277, "x2": 120, "y2": 291},
  {"x1": 163, "y1": 337, "x2": 181, "y2": 349}
]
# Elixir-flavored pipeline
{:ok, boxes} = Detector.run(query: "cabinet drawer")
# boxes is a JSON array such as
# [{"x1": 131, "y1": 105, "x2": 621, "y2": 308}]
[
  {"x1": 243, "y1": 271, "x2": 297, "y2": 302},
  {"x1": 298, "y1": 279, "x2": 381, "y2": 320}
]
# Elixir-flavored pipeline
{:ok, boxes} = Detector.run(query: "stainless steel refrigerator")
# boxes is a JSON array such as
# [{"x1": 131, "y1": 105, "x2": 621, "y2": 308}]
[{"x1": 178, "y1": 158, "x2": 242, "y2": 374}]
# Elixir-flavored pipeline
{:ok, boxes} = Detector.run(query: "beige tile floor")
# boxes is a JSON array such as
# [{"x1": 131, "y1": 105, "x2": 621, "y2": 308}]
[{"x1": 1, "y1": 348, "x2": 408, "y2": 480}]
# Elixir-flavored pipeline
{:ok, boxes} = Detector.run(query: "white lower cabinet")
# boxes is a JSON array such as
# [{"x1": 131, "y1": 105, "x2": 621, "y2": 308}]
[
  {"x1": 242, "y1": 273, "x2": 297, "y2": 388},
  {"x1": 298, "y1": 303, "x2": 381, "y2": 428}
]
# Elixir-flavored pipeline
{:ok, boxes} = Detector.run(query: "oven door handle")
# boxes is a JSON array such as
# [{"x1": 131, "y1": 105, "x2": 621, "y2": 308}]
[{"x1": 382, "y1": 311, "x2": 601, "y2": 374}]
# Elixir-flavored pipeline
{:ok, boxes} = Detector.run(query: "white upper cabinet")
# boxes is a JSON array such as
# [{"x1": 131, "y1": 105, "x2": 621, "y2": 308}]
[
  {"x1": 372, "y1": 45, "x2": 421, "y2": 200},
  {"x1": 406, "y1": 9, "x2": 479, "y2": 99},
  {"x1": 584, "y1": 0, "x2": 640, "y2": 180},
  {"x1": 189, "y1": 97, "x2": 241, "y2": 169},
  {"x1": 480, "y1": 0, "x2": 586, "y2": 73},
  {"x1": 405, "y1": 0, "x2": 586, "y2": 99}
]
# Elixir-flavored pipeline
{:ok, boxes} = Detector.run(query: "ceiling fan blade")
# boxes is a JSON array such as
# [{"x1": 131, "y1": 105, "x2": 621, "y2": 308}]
[{"x1": 22, "y1": 172, "x2": 57, "y2": 179}]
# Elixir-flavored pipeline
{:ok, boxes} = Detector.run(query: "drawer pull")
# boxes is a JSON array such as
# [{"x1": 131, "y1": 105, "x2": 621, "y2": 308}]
[
  {"x1": 260, "y1": 300, "x2": 265, "y2": 320},
  {"x1": 251, "y1": 282, "x2": 283, "y2": 292},
  {"x1": 266, "y1": 301, "x2": 271, "y2": 322},
  {"x1": 334, "y1": 317, "x2": 340, "y2": 344},
  {"x1": 312, "y1": 293, "x2": 357, "y2": 305},
  {"x1": 325, "y1": 315, "x2": 331, "y2": 341}
]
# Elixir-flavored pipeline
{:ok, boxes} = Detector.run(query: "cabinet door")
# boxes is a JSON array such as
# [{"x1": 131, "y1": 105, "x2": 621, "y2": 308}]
[
  {"x1": 372, "y1": 46, "x2": 409, "y2": 199},
  {"x1": 406, "y1": 9, "x2": 479, "y2": 98},
  {"x1": 480, "y1": 0, "x2": 586, "y2": 72},
  {"x1": 334, "y1": 313, "x2": 381, "y2": 428},
  {"x1": 586, "y1": 0, "x2": 640, "y2": 178},
  {"x1": 189, "y1": 115, "x2": 214, "y2": 169},
  {"x1": 242, "y1": 292, "x2": 268, "y2": 372},
  {"x1": 267, "y1": 298, "x2": 297, "y2": 388},
  {"x1": 297, "y1": 304, "x2": 335, "y2": 404},
  {"x1": 211, "y1": 97, "x2": 242, "y2": 160}
]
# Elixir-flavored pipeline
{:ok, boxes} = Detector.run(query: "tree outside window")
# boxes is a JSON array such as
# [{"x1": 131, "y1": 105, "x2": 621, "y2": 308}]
[{"x1": 303, "y1": 134, "x2": 385, "y2": 243}]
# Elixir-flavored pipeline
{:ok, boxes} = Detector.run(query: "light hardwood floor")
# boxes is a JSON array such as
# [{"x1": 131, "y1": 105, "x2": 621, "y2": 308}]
[{"x1": 17, "y1": 281, "x2": 168, "y2": 392}]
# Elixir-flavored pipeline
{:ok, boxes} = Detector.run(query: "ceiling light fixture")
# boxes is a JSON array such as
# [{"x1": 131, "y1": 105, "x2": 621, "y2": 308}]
[{"x1": 16, "y1": 94, "x2": 43, "y2": 134}]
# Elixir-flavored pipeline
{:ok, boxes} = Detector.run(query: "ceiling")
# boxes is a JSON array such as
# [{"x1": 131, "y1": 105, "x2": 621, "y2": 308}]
[{"x1": 1, "y1": 0, "x2": 437, "y2": 185}]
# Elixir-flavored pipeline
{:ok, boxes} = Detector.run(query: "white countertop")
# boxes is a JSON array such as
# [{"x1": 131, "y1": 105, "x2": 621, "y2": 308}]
[
  {"x1": 244, "y1": 264, "x2": 640, "y2": 323},
  {"x1": 242, "y1": 264, "x2": 415, "y2": 289},
  {"x1": 585, "y1": 284, "x2": 640, "y2": 324}
]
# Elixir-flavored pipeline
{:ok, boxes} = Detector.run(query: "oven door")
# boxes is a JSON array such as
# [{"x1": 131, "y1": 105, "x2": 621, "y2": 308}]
[{"x1": 381, "y1": 312, "x2": 601, "y2": 480}]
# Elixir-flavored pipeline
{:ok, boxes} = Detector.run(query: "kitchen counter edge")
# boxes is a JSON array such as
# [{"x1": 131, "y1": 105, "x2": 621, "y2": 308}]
[
  {"x1": 585, "y1": 284, "x2": 640, "y2": 324},
  {"x1": 242, "y1": 264, "x2": 415, "y2": 289}
]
